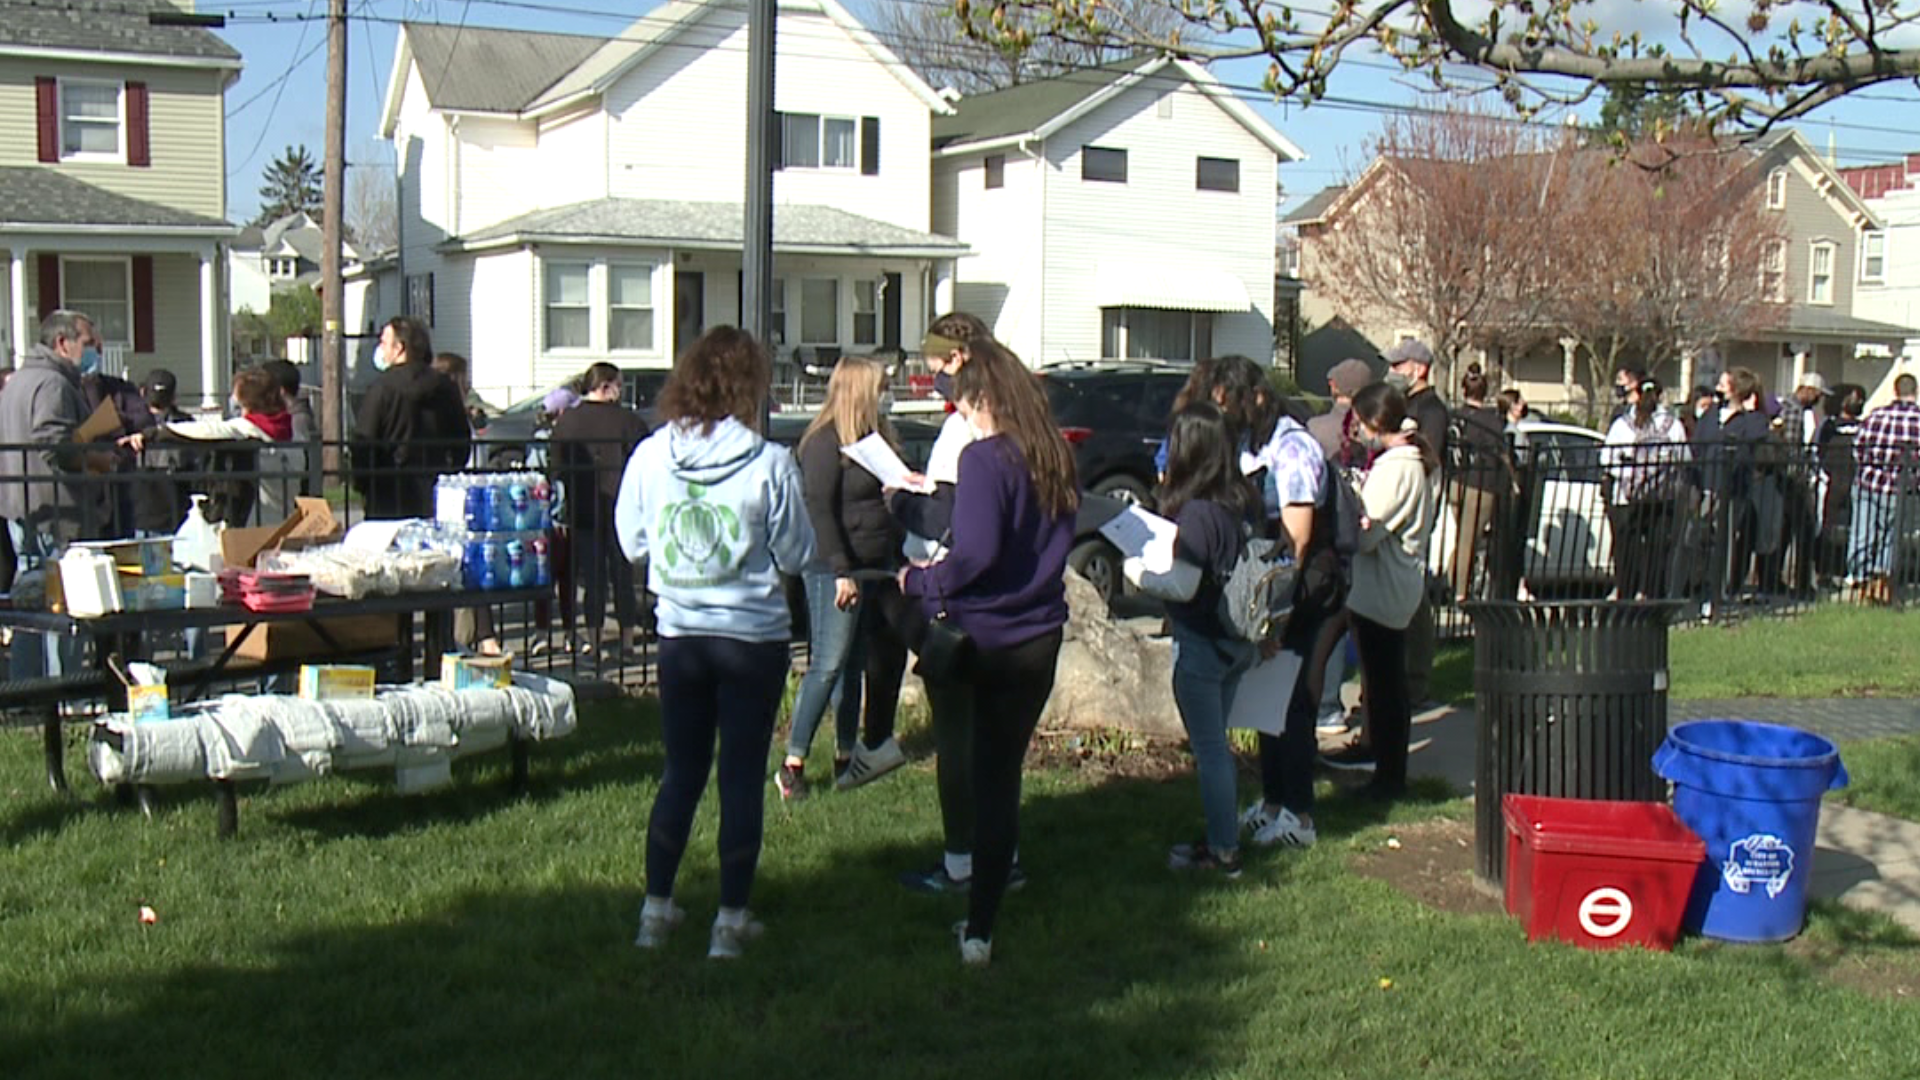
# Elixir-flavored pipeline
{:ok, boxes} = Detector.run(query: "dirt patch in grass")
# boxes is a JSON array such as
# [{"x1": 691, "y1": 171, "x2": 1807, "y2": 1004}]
[
  {"x1": 1028, "y1": 729, "x2": 1195, "y2": 781},
  {"x1": 1782, "y1": 933, "x2": 1920, "y2": 1001},
  {"x1": 1350, "y1": 816, "x2": 1504, "y2": 917}
]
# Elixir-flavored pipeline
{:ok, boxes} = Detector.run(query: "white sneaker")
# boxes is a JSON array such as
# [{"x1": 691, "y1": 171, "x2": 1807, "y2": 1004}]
[
  {"x1": 1250, "y1": 806, "x2": 1317, "y2": 849},
  {"x1": 708, "y1": 913, "x2": 766, "y2": 960},
  {"x1": 954, "y1": 920, "x2": 992, "y2": 966},
  {"x1": 633, "y1": 900, "x2": 685, "y2": 949},
  {"x1": 836, "y1": 737, "x2": 907, "y2": 790}
]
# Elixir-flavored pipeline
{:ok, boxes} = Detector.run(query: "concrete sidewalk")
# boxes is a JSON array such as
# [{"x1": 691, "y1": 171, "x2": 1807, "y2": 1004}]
[{"x1": 1379, "y1": 697, "x2": 1920, "y2": 935}]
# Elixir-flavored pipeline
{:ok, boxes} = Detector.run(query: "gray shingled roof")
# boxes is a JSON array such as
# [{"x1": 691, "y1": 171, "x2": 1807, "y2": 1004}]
[
  {"x1": 932, "y1": 55, "x2": 1161, "y2": 149},
  {"x1": 451, "y1": 198, "x2": 967, "y2": 253},
  {"x1": 1281, "y1": 185, "x2": 1346, "y2": 225},
  {"x1": 0, "y1": 0, "x2": 239, "y2": 62},
  {"x1": 1780, "y1": 307, "x2": 1916, "y2": 340},
  {"x1": 405, "y1": 23, "x2": 603, "y2": 113},
  {"x1": 0, "y1": 167, "x2": 232, "y2": 230}
]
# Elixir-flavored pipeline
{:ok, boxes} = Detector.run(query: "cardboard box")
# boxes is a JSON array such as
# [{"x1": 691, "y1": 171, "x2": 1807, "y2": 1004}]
[
  {"x1": 441, "y1": 653, "x2": 512, "y2": 692},
  {"x1": 72, "y1": 537, "x2": 173, "y2": 575},
  {"x1": 220, "y1": 496, "x2": 341, "y2": 570},
  {"x1": 298, "y1": 664, "x2": 377, "y2": 701},
  {"x1": 227, "y1": 615, "x2": 399, "y2": 662},
  {"x1": 112, "y1": 660, "x2": 169, "y2": 724},
  {"x1": 121, "y1": 572, "x2": 186, "y2": 612}
]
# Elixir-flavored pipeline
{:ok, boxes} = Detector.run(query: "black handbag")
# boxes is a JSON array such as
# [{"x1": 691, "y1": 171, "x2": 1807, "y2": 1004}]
[{"x1": 913, "y1": 534, "x2": 975, "y2": 681}]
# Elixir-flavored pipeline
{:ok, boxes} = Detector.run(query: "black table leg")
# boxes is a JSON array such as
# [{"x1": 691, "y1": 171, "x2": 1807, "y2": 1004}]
[
  {"x1": 42, "y1": 707, "x2": 71, "y2": 797},
  {"x1": 215, "y1": 780, "x2": 238, "y2": 838},
  {"x1": 509, "y1": 734, "x2": 530, "y2": 796}
]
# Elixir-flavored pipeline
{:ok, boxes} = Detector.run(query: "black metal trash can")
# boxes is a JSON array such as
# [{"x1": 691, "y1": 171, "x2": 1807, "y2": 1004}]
[{"x1": 1462, "y1": 600, "x2": 1681, "y2": 887}]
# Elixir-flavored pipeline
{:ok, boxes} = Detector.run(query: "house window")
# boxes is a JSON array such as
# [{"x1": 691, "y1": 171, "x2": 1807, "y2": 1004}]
[
  {"x1": 60, "y1": 80, "x2": 122, "y2": 160},
  {"x1": 1761, "y1": 239, "x2": 1787, "y2": 302},
  {"x1": 609, "y1": 263, "x2": 656, "y2": 352},
  {"x1": 770, "y1": 277, "x2": 787, "y2": 345},
  {"x1": 1808, "y1": 240, "x2": 1836, "y2": 305},
  {"x1": 799, "y1": 278, "x2": 838, "y2": 344},
  {"x1": 1862, "y1": 231, "x2": 1887, "y2": 283},
  {"x1": 1196, "y1": 157, "x2": 1240, "y2": 193},
  {"x1": 853, "y1": 280, "x2": 879, "y2": 345},
  {"x1": 269, "y1": 257, "x2": 298, "y2": 278},
  {"x1": 1100, "y1": 307, "x2": 1212, "y2": 362},
  {"x1": 984, "y1": 154, "x2": 1005, "y2": 189},
  {"x1": 544, "y1": 261, "x2": 591, "y2": 350},
  {"x1": 780, "y1": 113, "x2": 875, "y2": 171},
  {"x1": 61, "y1": 257, "x2": 132, "y2": 345},
  {"x1": 1767, "y1": 168, "x2": 1788, "y2": 210},
  {"x1": 1082, "y1": 146, "x2": 1128, "y2": 183}
]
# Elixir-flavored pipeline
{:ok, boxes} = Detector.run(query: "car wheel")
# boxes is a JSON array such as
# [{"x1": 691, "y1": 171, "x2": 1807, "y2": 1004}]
[
  {"x1": 1068, "y1": 538, "x2": 1123, "y2": 607},
  {"x1": 1091, "y1": 474, "x2": 1152, "y2": 508}
]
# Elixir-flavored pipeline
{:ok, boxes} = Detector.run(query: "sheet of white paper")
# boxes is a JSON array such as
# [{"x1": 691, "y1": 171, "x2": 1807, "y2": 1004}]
[
  {"x1": 1098, "y1": 504, "x2": 1180, "y2": 571},
  {"x1": 1228, "y1": 650, "x2": 1305, "y2": 736},
  {"x1": 343, "y1": 520, "x2": 405, "y2": 554},
  {"x1": 841, "y1": 433, "x2": 932, "y2": 492}
]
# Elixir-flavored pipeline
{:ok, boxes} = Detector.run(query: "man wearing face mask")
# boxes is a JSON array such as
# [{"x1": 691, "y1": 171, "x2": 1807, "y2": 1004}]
[
  {"x1": 349, "y1": 316, "x2": 471, "y2": 518},
  {"x1": 1381, "y1": 339, "x2": 1446, "y2": 709},
  {"x1": 0, "y1": 310, "x2": 103, "y2": 675}
]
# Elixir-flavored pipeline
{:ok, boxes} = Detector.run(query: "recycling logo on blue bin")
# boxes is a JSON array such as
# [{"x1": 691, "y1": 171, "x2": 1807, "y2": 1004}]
[{"x1": 1722, "y1": 834, "x2": 1795, "y2": 899}]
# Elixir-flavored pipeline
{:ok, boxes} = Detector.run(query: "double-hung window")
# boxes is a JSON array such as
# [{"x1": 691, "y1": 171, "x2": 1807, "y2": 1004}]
[
  {"x1": 61, "y1": 257, "x2": 132, "y2": 345},
  {"x1": 544, "y1": 262, "x2": 592, "y2": 351},
  {"x1": 60, "y1": 80, "x2": 121, "y2": 160},
  {"x1": 1808, "y1": 241, "x2": 1836, "y2": 305}
]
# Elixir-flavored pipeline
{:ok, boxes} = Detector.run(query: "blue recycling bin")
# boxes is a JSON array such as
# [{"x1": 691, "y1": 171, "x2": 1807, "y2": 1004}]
[{"x1": 1652, "y1": 720, "x2": 1848, "y2": 943}]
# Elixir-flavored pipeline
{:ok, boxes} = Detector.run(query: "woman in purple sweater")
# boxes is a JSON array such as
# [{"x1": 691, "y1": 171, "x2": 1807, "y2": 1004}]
[{"x1": 898, "y1": 339, "x2": 1077, "y2": 966}]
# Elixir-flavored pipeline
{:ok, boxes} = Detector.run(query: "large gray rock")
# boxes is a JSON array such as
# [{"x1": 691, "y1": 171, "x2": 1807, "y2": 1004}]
[{"x1": 1040, "y1": 571, "x2": 1181, "y2": 738}]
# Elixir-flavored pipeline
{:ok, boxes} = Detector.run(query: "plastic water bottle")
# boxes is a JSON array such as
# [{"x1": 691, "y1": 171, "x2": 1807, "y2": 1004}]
[
  {"x1": 464, "y1": 480, "x2": 488, "y2": 532},
  {"x1": 478, "y1": 540, "x2": 500, "y2": 591},
  {"x1": 463, "y1": 536, "x2": 488, "y2": 590},
  {"x1": 532, "y1": 479, "x2": 554, "y2": 531},
  {"x1": 509, "y1": 483, "x2": 532, "y2": 531},
  {"x1": 505, "y1": 538, "x2": 528, "y2": 588},
  {"x1": 531, "y1": 535, "x2": 552, "y2": 587}
]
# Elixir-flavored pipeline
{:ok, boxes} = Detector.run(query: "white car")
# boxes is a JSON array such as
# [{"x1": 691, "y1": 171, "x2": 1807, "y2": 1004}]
[{"x1": 1428, "y1": 421, "x2": 1616, "y2": 592}]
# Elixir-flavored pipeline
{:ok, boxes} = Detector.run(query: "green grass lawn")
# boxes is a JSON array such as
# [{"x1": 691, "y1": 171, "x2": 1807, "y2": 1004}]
[
  {"x1": 1828, "y1": 734, "x2": 1920, "y2": 821},
  {"x1": 1423, "y1": 605, "x2": 1920, "y2": 706},
  {"x1": 6, "y1": 698, "x2": 1920, "y2": 1079}
]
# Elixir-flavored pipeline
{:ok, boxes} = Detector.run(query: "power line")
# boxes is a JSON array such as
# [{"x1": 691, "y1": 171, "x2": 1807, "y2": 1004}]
[{"x1": 225, "y1": 0, "x2": 321, "y2": 178}]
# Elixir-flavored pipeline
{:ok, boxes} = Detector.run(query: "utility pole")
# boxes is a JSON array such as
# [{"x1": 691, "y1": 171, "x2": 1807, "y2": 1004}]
[
  {"x1": 742, "y1": 0, "x2": 776, "y2": 428},
  {"x1": 320, "y1": 0, "x2": 348, "y2": 466}
]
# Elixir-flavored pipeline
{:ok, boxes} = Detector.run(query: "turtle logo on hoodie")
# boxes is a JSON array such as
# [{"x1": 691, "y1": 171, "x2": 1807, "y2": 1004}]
[{"x1": 655, "y1": 480, "x2": 745, "y2": 587}]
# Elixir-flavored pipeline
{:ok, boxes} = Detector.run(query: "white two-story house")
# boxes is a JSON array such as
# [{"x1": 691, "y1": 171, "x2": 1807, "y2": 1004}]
[
  {"x1": 378, "y1": 0, "x2": 966, "y2": 404},
  {"x1": 0, "y1": 0, "x2": 239, "y2": 404},
  {"x1": 931, "y1": 55, "x2": 1305, "y2": 367},
  {"x1": 1841, "y1": 153, "x2": 1920, "y2": 397}
]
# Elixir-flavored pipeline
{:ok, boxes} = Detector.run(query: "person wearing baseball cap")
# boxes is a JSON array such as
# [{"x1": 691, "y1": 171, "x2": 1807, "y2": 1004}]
[{"x1": 1308, "y1": 357, "x2": 1375, "y2": 464}]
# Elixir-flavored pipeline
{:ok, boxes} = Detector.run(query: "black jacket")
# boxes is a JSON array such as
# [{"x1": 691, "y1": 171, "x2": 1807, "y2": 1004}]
[
  {"x1": 549, "y1": 400, "x2": 649, "y2": 528},
  {"x1": 133, "y1": 404, "x2": 195, "y2": 533},
  {"x1": 797, "y1": 429, "x2": 903, "y2": 574},
  {"x1": 350, "y1": 362, "x2": 471, "y2": 518}
]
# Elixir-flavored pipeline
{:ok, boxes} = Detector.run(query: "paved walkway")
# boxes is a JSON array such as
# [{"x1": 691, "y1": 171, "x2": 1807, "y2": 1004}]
[{"x1": 1379, "y1": 695, "x2": 1920, "y2": 935}]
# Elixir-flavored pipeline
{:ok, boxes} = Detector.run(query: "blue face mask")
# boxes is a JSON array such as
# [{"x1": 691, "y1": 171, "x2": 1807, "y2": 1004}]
[
  {"x1": 933, "y1": 372, "x2": 954, "y2": 401},
  {"x1": 79, "y1": 346, "x2": 102, "y2": 377}
]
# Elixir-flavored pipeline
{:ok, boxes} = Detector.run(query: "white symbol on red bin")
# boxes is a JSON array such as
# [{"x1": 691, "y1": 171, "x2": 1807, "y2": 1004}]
[{"x1": 1577, "y1": 887, "x2": 1635, "y2": 938}]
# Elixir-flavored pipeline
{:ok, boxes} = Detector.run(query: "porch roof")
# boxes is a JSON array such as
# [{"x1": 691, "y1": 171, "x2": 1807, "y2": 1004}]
[
  {"x1": 1763, "y1": 307, "x2": 1917, "y2": 345},
  {"x1": 443, "y1": 198, "x2": 968, "y2": 259},
  {"x1": 0, "y1": 168, "x2": 234, "y2": 239}
]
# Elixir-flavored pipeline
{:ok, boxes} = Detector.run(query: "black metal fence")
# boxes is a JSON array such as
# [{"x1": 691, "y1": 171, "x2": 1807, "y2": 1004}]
[{"x1": 1434, "y1": 430, "x2": 1920, "y2": 630}]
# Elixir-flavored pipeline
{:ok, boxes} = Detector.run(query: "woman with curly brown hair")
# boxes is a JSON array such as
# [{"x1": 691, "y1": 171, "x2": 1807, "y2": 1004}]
[{"x1": 615, "y1": 327, "x2": 816, "y2": 960}]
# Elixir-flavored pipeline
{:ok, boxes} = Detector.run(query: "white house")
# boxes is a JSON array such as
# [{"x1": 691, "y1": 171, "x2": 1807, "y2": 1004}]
[
  {"x1": 377, "y1": 0, "x2": 966, "y2": 406},
  {"x1": 229, "y1": 211, "x2": 362, "y2": 317},
  {"x1": 931, "y1": 55, "x2": 1305, "y2": 367},
  {"x1": 1843, "y1": 153, "x2": 1920, "y2": 397}
]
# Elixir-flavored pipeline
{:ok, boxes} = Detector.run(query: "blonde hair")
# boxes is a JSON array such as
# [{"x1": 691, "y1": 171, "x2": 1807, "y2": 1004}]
[{"x1": 801, "y1": 356, "x2": 895, "y2": 452}]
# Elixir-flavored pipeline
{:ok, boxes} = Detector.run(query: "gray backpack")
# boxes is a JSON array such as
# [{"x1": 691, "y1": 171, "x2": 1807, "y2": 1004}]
[{"x1": 1217, "y1": 534, "x2": 1297, "y2": 644}]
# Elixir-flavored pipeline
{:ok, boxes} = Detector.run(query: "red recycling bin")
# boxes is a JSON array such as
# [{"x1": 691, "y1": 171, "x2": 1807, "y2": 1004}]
[{"x1": 1503, "y1": 794, "x2": 1705, "y2": 952}]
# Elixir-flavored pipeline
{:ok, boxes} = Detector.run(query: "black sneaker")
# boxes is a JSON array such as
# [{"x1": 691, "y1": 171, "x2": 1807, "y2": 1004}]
[
  {"x1": 1168, "y1": 841, "x2": 1243, "y2": 879},
  {"x1": 898, "y1": 863, "x2": 1029, "y2": 895},
  {"x1": 1319, "y1": 743, "x2": 1378, "y2": 773},
  {"x1": 774, "y1": 763, "x2": 809, "y2": 802}
]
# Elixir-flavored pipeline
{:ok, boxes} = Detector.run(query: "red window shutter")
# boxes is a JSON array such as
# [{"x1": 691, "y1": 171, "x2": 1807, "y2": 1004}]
[
  {"x1": 126, "y1": 82, "x2": 150, "y2": 167},
  {"x1": 132, "y1": 256, "x2": 156, "y2": 354},
  {"x1": 35, "y1": 77, "x2": 59, "y2": 162},
  {"x1": 36, "y1": 254, "x2": 60, "y2": 320}
]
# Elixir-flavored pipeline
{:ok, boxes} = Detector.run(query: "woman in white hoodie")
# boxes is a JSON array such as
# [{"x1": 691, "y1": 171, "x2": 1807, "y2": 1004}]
[
  {"x1": 1320, "y1": 382, "x2": 1437, "y2": 800},
  {"x1": 614, "y1": 327, "x2": 816, "y2": 960}
]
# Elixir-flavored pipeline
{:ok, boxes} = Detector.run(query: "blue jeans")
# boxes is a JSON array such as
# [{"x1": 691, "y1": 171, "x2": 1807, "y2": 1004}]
[
  {"x1": 786, "y1": 570, "x2": 866, "y2": 760},
  {"x1": 1848, "y1": 487, "x2": 1899, "y2": 580},
  {"x1": 1171, "y1": 624, "x2": 1256, "y2": 854},
  {"x1": 7, "y1": 520, "x2": 82, "y2": 680}
]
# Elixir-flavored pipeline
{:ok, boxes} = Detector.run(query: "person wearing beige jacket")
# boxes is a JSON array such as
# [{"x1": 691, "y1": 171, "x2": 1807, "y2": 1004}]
[{"x1": 1319, "y1": 382, "x2": 1437, "y2": 799}]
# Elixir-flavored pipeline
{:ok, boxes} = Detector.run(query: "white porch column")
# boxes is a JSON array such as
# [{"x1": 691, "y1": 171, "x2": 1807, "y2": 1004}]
[
  {"x1": 1679, "y1": 347, "x2": 1697, "y2": 396},
  {"x1": 1790, "y1": 342, "x2": 1811, "y2": 389},
  {"x1": 932, "y1": 259, "x2": 955, "y2": 319},
  {"x1": 1558, "y1": 336, "x2": 1577, "y2": 407},
  {"x1": 199, "y1": 247, "x2": 218, "y2": 409},
  {"x1": 8, "y1": 251, "x2": 27, "y2": 369}
]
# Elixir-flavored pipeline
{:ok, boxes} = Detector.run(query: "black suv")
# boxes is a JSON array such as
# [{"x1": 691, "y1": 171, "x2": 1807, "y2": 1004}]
[{"x1": 1037, "y1": 361, "x2": 1191, "y2": 507}]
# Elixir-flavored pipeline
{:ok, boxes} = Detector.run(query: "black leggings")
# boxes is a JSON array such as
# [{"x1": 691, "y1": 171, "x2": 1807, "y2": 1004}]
[
  {"x1": 871, "y1": 587, "x2": 973, "y2": 855},
  {"x1": 1353, "y1": 613, "x2": 1411, "y2": 794},
  {"x1": 647, "y1": 635, "x2": 790, "y2": 910},
  {"x1": 1259, "y1": 607, "x2": 1342, "y2": 815},
  {"x1": 966, "y1": 628, "x2": 1063, "y2": 941}
]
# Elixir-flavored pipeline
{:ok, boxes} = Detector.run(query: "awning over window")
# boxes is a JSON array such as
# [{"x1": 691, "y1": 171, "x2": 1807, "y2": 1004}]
[{"x1": 1093, "y1": 262, "x2": 1252, "y2": 313}]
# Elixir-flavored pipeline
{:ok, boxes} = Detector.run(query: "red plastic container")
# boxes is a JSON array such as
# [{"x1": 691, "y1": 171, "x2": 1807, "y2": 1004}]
[{"x1": 1503, "y1": 794, "x2": 1706, "y2": 952}]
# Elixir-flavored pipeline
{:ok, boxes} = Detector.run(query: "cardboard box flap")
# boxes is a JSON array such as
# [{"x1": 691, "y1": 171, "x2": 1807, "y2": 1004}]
[
  {"x1": 220, "y1": 497, "x2": 342, "y2": 568},
  {"x1": 285, "y1": 497, "x2": 340, "y2": 541}
]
